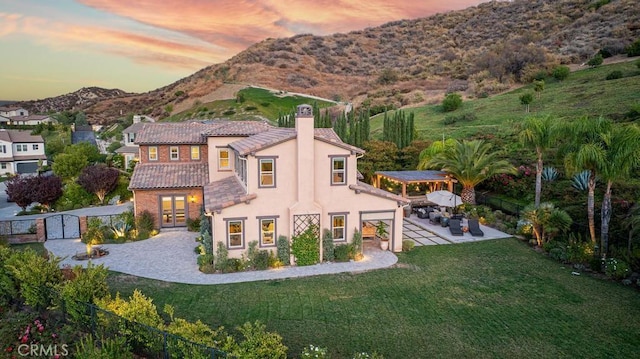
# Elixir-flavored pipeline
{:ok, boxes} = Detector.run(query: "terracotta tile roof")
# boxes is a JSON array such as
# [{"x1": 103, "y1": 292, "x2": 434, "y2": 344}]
[
  {"x1": 204, "y1": 121, "x2": 273, "y2": 136},
  {"x1": 230, "y1": 128, "x2": 296, "y2": 155},
  {"x1": 0, "y1": 129, "x2": 44, "y2": 143},
  {"x1": 129, "y1": 163, "x2": 208, "y2": 189},
  {"x1": 349, "y1": 181, "x2": 410, "y2": 205},
  {"x1": 204, "y1": 176, "x2": 257, "y2": 212},
  {"x1": 122, "y1": 122, "x2": 146, "y2": 134},
  {"x1": 314, "y1": 128, "x2": 365, "y2": 154},
  {"x1": 115, "y1": 145, "x2": 138, "y2": 154},
  {"x1": 135, "y1": 122, "x2": 212, "y2": 145}
]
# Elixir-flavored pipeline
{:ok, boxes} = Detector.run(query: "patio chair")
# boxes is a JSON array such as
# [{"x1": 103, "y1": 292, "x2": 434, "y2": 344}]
[
  {"x1": 468, "y1": 218, "x2": 484, "y2": 237},
  {"x1": 429, "y1": 212, "x2": 441, "y2": 224},
  {"x1": 448, "y1": 219, "x2": 463, "y2": 236}
]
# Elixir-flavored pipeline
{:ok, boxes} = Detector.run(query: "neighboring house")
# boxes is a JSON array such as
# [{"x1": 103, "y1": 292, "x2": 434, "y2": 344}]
[
  {"x1": 0, "y1": 106, "x2": 28, "y2": 117},
  {"x1": 129, "y1": 105, "x2": 409, "y2": 255},
  {"x1": 8, "y1": 114, "x2": 53, "y2": 125},
  {"x1": 0, "y1": 129, "x2": 47, "y2": 175},
  {"x1": 71, "y1": 125, "x2": 97, "y2": 146},
  {"x1": 115, "y1": 119, "x2": 150, "y2": 170}
]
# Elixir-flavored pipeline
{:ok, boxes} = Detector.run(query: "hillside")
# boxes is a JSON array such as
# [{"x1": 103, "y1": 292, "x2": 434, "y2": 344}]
[
  {"x1": 17, "y1": 0, "x2": 640, "y2": 124},
  {"x1": 19, "y1": 87, "x2": 132, "y2": 114}
]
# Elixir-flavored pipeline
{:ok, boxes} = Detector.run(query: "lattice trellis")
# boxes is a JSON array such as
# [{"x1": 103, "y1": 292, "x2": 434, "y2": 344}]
[{"x1": 293, "y1": 214, "x2": 320, "y2": 237}]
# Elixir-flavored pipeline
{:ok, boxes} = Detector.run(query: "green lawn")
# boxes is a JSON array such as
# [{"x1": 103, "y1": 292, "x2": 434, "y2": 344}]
[
  {"x1": 370, "y1": 60, "x2": 640, "y2": 141},
  {"x1": 166, "y1": 87, "x2": 334, "y2": 122},
  {"x1": 107, "y1": 238, "x2": 640, "y2": 358}
]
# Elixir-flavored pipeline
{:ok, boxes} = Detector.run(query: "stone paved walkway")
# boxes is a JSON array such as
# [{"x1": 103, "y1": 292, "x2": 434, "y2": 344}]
[{"x1": 44, "y1": 231, "x2": 398, "y2": 285}]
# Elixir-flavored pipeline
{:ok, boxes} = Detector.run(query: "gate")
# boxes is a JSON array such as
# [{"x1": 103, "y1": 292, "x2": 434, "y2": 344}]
[{"x1": 45, "y1": 214, "x2": 80, "y2": 239}]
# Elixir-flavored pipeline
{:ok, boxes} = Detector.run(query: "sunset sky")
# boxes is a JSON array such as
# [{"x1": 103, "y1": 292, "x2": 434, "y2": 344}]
[{"x1": 0, "y1": 0, "x2": 485, "y2": 102}]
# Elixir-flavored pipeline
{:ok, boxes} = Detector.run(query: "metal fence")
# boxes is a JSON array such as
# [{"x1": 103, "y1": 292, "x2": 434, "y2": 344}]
[
  {"x1": 0, "y1": 218, "x2": 37, "y2": 235},
  {"x1": 87, "y1": 214, "x2": 122, "y2": 227},
  {"x1": 475, "y1": 193, "x2": 524, "y2": 217},
  {"x1": 68, "y1": 300, "x2": 227, "y2": 358}
]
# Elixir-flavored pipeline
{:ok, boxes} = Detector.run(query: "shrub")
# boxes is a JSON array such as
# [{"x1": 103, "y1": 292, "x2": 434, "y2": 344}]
[
  {"x1": 549, "y1": 247, "x2": 567, "y2": 262},
  {"x1": 626, "y1": 38, "x2": 640, "y2": 57},
  {"x1": 552, "y1": 65, "x2": 570, "y2": 81},
  {"x1": 186, "y1": 217, "x2": 201, "y2": 232},
  {"x1": 82, "y1": 217, "x2": 106, "y2": 245},
  {"x1": 254, "y1": 250, "x2": 271, "y2": 270},
  {"x1": 586, "y1": 53, "x2": 603, "y2": 68},
  {"x1": 566, "y1": 234, "x2": 594, "y2": 264},
  {"x1": 604, "y1": 258, "x2": 630, "y2": 279},
  {"x1": 352, "y1": 229, "x2": 363, "y2": 260},
  {"x1": 605, "y1": 70, "x2": 623, "y2": 80},
  {"x1": 229, "y1": 321, "x2": 288, "y2": 359},
  {"x1": 223, "y1": 110, "x2": 236, "y2": 116},
  {"x1": 301, "y1": 345, "x2": 329, "y2": 358},
  {"x1": 442, "y1": 92, "x2": 462, "y2": 112},
  {"x1": 0, "y1": 246, "x2": 17, "y2": 307},
  {"x1": 215, "y1": 242, "x2": 229, "y2": 272},
  {"x1": 402, "y1": 240, "x2": 415, "y2": 252},
  {"x1": 277, "y1": 235, "x2": 290, "y2": 265},
  {"x1": 58, "y1": 263, "x2": 109, "y2": 323},
  {"x1": 135, "y1": 210, "x2": 155, "y2": 239},
  {"x1": 322, "y1": 229, "x2": 335, "y2": 262},
  {"x1": 334, "y1": 244, "x2": 352, "y2": 262},
  {"x1": 5, "y1": 249, "x2": 63, "y2": 310},
  {"x1": 75, "y1": 335, "x2": 133, "y2": 359},
  {"x1": 197, "y1": 254, "x2": 215, "y2": 273},
  {"x1": 291, "y1": 227, "x2": 319, "y2": 266},
  {"x1": 55, "y1": 182, "x2": 95, "y2": 211}
]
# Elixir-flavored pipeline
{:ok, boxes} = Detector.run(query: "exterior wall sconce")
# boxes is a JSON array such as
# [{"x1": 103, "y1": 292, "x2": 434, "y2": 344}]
[{"x1": 189, "y1": 195, "x2": 196, "y2": 203}]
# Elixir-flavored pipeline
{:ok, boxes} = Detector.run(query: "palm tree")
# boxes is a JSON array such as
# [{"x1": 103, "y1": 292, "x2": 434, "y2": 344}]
[
  {"x1": 417, "y1": 138, "x2": 456, "y2": 170},
  {"x1": 562, "y1": 117, "x2": 611, "y2": 246},
  {"x1": 518, "y1": 115, "x2": 557, "y2": 207},
  {"x1": 599, "y1": 125, "x2": 640, "y2": 257},
  {"x1": 522, "y1": 202, "x2": 573, "y2": 247},
  {"x1": 423, "y1": 139, "x2": 516, "y2": 204}
]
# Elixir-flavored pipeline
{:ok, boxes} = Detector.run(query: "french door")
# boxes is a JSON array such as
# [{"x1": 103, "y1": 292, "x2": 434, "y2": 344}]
[{"x1": 161, "y1": 195, "x2": 186, "y2": 227}]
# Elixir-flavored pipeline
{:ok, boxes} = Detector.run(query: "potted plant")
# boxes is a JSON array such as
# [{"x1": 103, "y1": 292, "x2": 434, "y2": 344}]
[{"x1": 376, "y1": 221, "x2": 389, "y2": 250}]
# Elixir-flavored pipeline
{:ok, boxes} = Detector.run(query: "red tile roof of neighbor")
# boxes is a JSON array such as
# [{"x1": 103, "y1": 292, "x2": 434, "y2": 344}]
[
  {"x1": 349, "y1": 181, "x2": 410, "y2": 204},
  {"x1": 204, "y1": 176, "x2": 257, "y2": 212},
  {"x1": 135, "y1": 121, "x2": 273, "y2": 145},
  {"x1": 129, "y1": 163, "x2": 208, "y2": 189}
]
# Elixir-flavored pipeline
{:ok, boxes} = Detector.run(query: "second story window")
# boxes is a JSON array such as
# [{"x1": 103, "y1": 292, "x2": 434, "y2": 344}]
[
  {"x1": 191, "y1": 146, "x2": 200, "y2": 160},
  {"x1": 0, "y1": 145, "x2": 6, "y2": 153},
  {"x1": 128, "y1": 133, "x2": 135, "y2": 144},
  {"x1": 259, "y1": 158, "x2": 275, "y2": 188},
  {"x1": 170, "y1": 146, "x2": 179, "y2": 160},
  {"x1": 16, "y1": 144, "x2": 27, "y2": 152},
  {"x1": 32, "y1": 144, "x2": 39, "y2": 150},
  {"x1": 149, "y1": 146, "x2": 158, "y2": 161},
  {"x1": 331, "y1": 157, "x2": 346, "y2": 185},
  {"x1": 218, "y1": 148, "x2": 230, "y2": 170}
]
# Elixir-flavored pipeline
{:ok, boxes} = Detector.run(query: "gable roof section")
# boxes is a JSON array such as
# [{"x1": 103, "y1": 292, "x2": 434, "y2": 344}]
[
  {"x1": 122, "y1": 122, "x2": 146, "y2": 134},
  {"x1": 205, "y1": 120, "x2": 273, "y2": 136},
  {"x1": 349, "y1": 181, "x2": 410, "y2": 205},
  {"x1": 0, "y1": 129, "x2": 44, "y2": 143},
  {"x1": 313, "y1": 128, "x2": 365, "y2": 154},
  {"x1": 229, "y1": 128, "x2": 296, "y2": 155},
  {"x1": 135, "y1": 122, "x2": 211, "y2": 145},
  {"x1": 204, "y1": 176, "x2": 257, "y2": 212},
  {"x1": 129, "y1": 162, "x2": 208, "y2": 189}
]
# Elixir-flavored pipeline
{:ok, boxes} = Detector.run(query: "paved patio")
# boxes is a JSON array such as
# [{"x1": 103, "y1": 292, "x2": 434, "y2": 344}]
[
  {"x1": 44, "y1": 230, "x2": 398, "y2": 285},
  {"x1": 402, "y1": 214, "x2": 512, "y2": 245}
]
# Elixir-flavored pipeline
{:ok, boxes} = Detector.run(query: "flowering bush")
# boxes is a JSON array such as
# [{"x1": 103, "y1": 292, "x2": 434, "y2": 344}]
[
  {"x1": 486, "y1": 165, "x2": 535, "y2": 200},
  {"x1": 2, "y1": 314, "x2": 69, "y2": 359},
  {"x1": 300, "y1": 345, "x2": 329, "y2": 358},
  {"x1": 605, "y1": 258, "x2": 630, "y2": 279}
]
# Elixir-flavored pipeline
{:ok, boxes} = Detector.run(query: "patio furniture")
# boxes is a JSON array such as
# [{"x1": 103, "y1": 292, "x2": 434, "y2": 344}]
[
  {"x1": 416, "y1": 208, "x2": 429, "y2": 219},
  {"x1": 429, "y1": 212, "x2": 441, "y2": 224},
  {"x1": 451, "y1": 213, "x2": 464, "y2": 220},
  {"x1": 440, "y1": 216, "x2": 450, "y2": 227},
  {"x1": 468, "y1": 218, "x2": 484, "y2": 237},
  {"x1": 362, "y1": 222, "x2": 376, "y2": 240},
  {"x1": 448, "y1": 219, "x2": 463, "y2": 236}
]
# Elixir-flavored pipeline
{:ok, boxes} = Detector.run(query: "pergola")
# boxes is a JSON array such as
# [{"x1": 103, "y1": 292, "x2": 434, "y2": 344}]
[{"x1": 373, "y1": 170, "x2": 455, "y2": 199}]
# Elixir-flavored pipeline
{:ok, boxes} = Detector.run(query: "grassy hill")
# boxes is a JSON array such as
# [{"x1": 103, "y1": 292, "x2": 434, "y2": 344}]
[
  {"x1": 164, "y1": 87, "x2": 335, "y2": 123},
  {"x1": 370, "y1": 58, "x2": 640, "y2": 142}
]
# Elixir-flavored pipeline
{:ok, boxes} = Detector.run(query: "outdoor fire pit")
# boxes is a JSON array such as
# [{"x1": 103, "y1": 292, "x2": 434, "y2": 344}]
[{"x1": 72, "y1": 246, "x2": 109, "y2": 260}]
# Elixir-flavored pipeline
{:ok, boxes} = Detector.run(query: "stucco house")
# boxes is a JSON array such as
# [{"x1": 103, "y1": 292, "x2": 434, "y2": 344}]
[
  {"x1": 0, "y1": 105, "x2": 28, "y2": 118},
  {"x1": 129, "y1": 105, "x2": 408, "y2": 255},
  {"x1": 0, "y1": 129, "x2": 47, "y2": 175}
]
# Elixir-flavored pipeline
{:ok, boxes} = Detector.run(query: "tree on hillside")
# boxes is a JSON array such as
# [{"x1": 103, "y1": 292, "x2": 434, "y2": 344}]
[
  {"x1": 422, "y1": 140, "x2": 516, "y2": 204},
  {"x1": 442, "y1": 93, "x2": 462, "y2": 112},
  {"x1": 562, "y1": 116, "x2": 612, "y2": 246},
  {"x1": 77, "y1": 164, "x2": 120, "y2": 204},
  {"x1": 519, "y1": 115, "x2": 557, "y2": 207},
  {"x1": 587, "y1": 53, "x2": 603, "y2": 68},
  {"x1": 5, "y1": 176, "x2": 34, "y2": 211},
  {"x1": 597, "y1": 125, "x2": 640, "y2": 257},
  {"x1": 357, "y1": 141, "x2": 400, "y2": 183},
  {"x1": 519, "y1": 92, "x2": 534, "y2": 113},
  {"x1": 552, "y1": 66, "x2": 570, "y2": 81},
  {"x1": 533, "y1": 80, "x2": 545, "y2": 99},
  {"x1": 382, "y1": 110, "x2": 415, "y2": 149}
]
